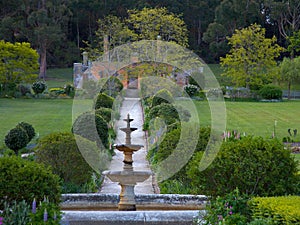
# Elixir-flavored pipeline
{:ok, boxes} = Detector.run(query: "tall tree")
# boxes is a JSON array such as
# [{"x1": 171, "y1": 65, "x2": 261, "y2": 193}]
[
  {"x1": 126, "y1": 7, "x2": 189, "y2": 47},
  {"x1": 24, "y1": 0, "x2": 71, "y2": 79},
  {"x1": 0, "y1": 40, "x2": 39, "y2": 91},
  {"x1": 262, "y1": 0, "x2": 300, "y2": 42},
  {"x1": 87, "y1": 7, "x2": 189, "y2": 58},
  {"x1": 279, "y1": 57, "x2": 300, "y2": 99},
  {"x1": 203, "y1": 0, "x2": 262, "y2": 61},
  {"x1": 220, "y1": 24, "x2": 283, "y2": 89}
]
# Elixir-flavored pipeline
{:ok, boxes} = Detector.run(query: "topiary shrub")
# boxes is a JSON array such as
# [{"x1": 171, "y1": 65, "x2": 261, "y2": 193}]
[
  {"x1": 147, "y1": 103, "x2": 191, "y2": 129},
  {"x1": 259, "y1": 85, "x2": 282, "y2": 100},
  {"x1": 4, "y1": 127, "x2": 29, "y2": 154},
  {"x1": 187, "y1": 136, "x2": 300, "y2": 197},
  {"x1": 0, "y1": 156, "x2": 61, "y2": 206},
  {"x1": 72, "y1": 112, "x2": 109, "y2": 148},
  {"x1": 151, "y1": 89, "x2": 174, "y2": 108},
  {"x1": 184, "y1": 84, "x2": 199, "y2": 97},
  {"x1": 94, "y1": 92, "x2": 114, "y2": 109},
  {"x1": 35, "y1": 132, "x2": 95, "y2": 186},
  {"x1": 95, "y1": 107, "x2": 113, "y2": 123},
  {"x1": 17, "y1": 122, "x2": 35, "y2": 142},
  {"x1": 32, "y1": 81, "x2": 47, "y2": 94}
]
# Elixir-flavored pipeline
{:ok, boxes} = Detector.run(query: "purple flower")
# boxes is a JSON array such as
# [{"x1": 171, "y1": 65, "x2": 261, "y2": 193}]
[
  {"x1": 32, "y1": 198, "x2": 36, "y2": 214},
  {"x1": 217, "y1": 215, "x2": 223, "y2": 220},
  {"x1": 0, "y1": 217, "x2": 3, "y2": 225},
  {"x1": 44, "y1": 209, "x2": 48, "y2": 222}
]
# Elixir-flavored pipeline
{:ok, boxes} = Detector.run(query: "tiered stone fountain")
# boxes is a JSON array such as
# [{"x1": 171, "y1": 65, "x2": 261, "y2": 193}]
[{"x1": 102, "y1": 114, "x2": 152, "y2": 211}]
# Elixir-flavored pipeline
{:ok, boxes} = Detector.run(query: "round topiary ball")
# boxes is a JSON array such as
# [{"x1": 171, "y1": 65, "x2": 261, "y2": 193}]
[
  {"x1": 94, "y1": 93, "x2": 114, "y2": 109},
  {"x1": 17, "y1": 121, "x2": 35, "y2": 141},
  {"x1": 32, "y1": 81, "x2": 47, "y2": 94},
  {"x1": 95, "y1": 107, "x2": 113, "y2": 123},
  {"x1": 4, "y1": 127, "x2": 29, "y2": 154}
]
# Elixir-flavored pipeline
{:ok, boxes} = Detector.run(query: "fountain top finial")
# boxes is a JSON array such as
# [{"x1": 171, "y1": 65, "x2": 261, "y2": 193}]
[{"x1": 124, "y1": 113, "x2": 134, "y2": 128}]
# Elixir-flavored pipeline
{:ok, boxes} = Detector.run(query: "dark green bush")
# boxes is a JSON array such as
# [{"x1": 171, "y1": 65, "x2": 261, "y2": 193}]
[
  {"x1": 94, "y1": 92, "x2": 114, "y2": 109},
  {"x1": 0, "y1": 156, "x2": 61, "y2": 206},
  {"x1": 259, "y1": 85, "x2": 282, "y2": 100},
  {"x1": 35, "y1": 132, "x2": 95, "y2": 185},
  {"x1": 4, "y1": 127, "x2": 29, "y2": 154},
  {"x1": 18, "y1": 84, "x2": 31, "y2": 96},
  {"x1": 151, "y1": 89, "x2": 174, "y2": 108},
  {"x1": 17, "y1": 122, "x2": 35, "y2": 142},
  {"x1": 32, "y1": 81, "x2": 47, "y2": 94},
  {"x1": 72, "y1": 112, "x2": 109, "y2": 148},
  {"x1": 149, "y1": 126, "x2": 210, "y2": 194},
  {"x1": 146, "y1": 103, "x2": 191, "y2": 130},
  {"x1": 187, "y1": 136, "x2": 299, "y2": 197},
  {"x1": 95, "y1": 107, "x2": 113, "y2": 123}
]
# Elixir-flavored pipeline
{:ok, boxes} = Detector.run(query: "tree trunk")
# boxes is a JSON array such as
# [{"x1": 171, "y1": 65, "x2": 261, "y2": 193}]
[{"x1": 39, "y1": 46, "x2": 47, "y2": 79}]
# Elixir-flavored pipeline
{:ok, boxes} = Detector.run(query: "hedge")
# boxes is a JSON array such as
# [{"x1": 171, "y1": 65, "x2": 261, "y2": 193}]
[{"x1": 249, "y1": 196, "x2": 300, "y2": 224}]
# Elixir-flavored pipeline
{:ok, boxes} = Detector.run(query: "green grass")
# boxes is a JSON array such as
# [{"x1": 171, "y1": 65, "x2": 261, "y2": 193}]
[
  {"x1": 45, "y1": 68, "x2": 73, "y2": 88},
  {"x1": 191, "y1": 100, "x2": 300, "y2": 141},
  {"x1": 0, "y1": 98, "x2": 73, "y2": 146}
]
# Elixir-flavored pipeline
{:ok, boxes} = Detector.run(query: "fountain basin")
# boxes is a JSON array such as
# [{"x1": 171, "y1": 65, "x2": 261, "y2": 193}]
[
  {"x1": 61, "y1": 193, "x2": 207, "y2": 211},
  {"x1": 102, "y1": 170, "x2": 152, "y2": 184},
  {"x1": 114, "y1": 144, "x2": 143, "y2": 152}
]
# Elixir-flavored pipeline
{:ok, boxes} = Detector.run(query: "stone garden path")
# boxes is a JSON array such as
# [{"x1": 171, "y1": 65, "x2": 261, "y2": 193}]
[{"x1": 99, "y1": 89, "x2": 156, "y2": 194}]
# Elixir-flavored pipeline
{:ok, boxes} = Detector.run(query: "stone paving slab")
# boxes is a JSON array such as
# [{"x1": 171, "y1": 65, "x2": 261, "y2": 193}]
[{"x1": 99, "y1": 91, "x2": 155, "y2": 194}]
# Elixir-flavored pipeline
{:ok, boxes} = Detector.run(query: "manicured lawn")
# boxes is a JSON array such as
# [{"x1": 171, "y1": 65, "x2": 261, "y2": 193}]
[
  {"x1": 0, "y1": 98, "x2": 73, "y2": 146},
  {"x1": 192, "y1": 100, "x2": 300, "y2": 141},
  {"x1": 45, "y1": 68, "x2": 73, "y2": 88}
]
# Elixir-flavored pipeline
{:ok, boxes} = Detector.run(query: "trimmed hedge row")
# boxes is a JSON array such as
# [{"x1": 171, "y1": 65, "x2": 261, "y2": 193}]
[{"x1": 249, "y1": 196, "x2": 300, "y2": 224}]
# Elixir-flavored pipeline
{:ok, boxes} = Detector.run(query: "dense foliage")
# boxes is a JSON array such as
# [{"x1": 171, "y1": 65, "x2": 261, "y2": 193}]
[
  {"x1": 4, "y1": 127, "x2": 29, "y2": 154},
  {"x1": 220, "y1": 24, "x2": 283, "y2": 89},
  {"x1": 0, "y1": 41, "x2": 38, "y2": 93},
  {"x1": 94, "y1": 92, "x2": 114, "y2": 110},
  {"x1": 0, "y1": 156, "x2": 61, "y2": 206},
  {"x1": 249, "y1": 196, "x2": 300, "y2": 224},
  {"x1": 187, "y1": 136, "x2": 299, "y2": 197},
  {"x1": 258, "y1": 85, "x2": 282, "y2": 100},
  {"x1": 35, "y1": 132, "x2": 95, "y2": 185},
  {"x1": 17, "y1": 122, "x2": 35, "y2": 142},
  {"x1": 0, "y1": 0, "x2": 299, "y2": 68}
]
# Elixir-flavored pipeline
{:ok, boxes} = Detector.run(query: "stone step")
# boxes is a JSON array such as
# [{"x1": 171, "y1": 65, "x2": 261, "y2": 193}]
[{"x1": 61, "y1": 210, "x2": 204, "y2": 225}]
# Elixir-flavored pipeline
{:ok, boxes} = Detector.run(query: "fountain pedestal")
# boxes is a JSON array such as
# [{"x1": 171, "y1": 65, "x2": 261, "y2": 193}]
[{"x1": 103, "y1": 114, "x2": 152, "y2": 211}]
